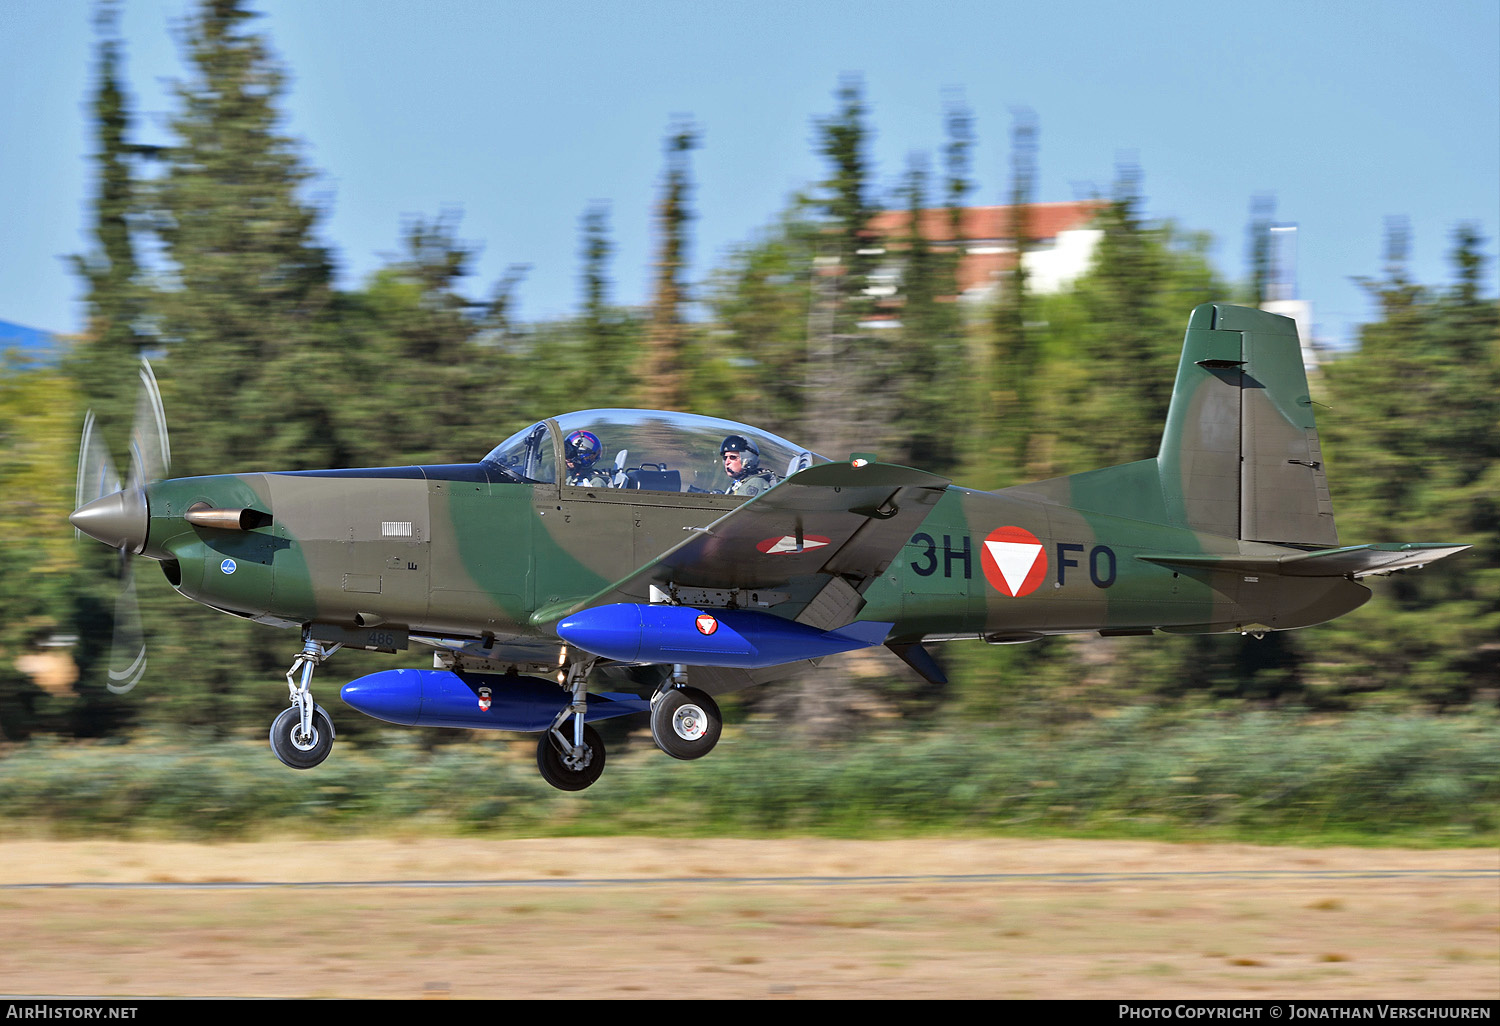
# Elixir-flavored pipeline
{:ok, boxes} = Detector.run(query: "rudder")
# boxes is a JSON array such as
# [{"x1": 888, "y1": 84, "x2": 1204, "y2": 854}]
[{"x1": 1157, "y1": 303, "x2": 1337, "y2": 546}]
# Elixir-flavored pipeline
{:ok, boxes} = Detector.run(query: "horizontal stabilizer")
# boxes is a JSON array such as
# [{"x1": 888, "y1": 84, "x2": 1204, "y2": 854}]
[{"x1": 1138, "y1": 542, "x2": 1470, "y2": 579}]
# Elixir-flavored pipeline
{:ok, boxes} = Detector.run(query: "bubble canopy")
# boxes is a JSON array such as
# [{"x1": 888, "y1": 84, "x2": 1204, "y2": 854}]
[{"x1": 482, "y1": 409, "x2": 827, "y2": 493}]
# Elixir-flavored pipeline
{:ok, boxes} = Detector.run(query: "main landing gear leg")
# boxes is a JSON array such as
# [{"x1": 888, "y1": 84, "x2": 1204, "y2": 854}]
[
  {"x1": 270, "y1": 632, "x2": 342, "y2": 770},
  {"x1": 536, "y1": 658, "x2": 605, "y2": 791}
]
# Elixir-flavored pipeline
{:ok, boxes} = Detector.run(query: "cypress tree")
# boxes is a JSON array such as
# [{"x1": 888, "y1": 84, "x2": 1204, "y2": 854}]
[
  {"x1": 1314, "y1": 223, "x2": 1500, "y2": 709},
  {"x1": 637, "y1": 121, "x2": 699, "y2": 411},
  {"x1": 70, "y1": 1, "x2": 151, "y2": 462},
  {"x1": 64, "y1": 2, "x2": 155, "y2": 734},
  {"x1": 815, "y1": 76, "x2": 877, "y2": 331},
  {"x1": 154, "y1": 0, "x2": 335, "y2": 475},
  {"x1": 578, "y1": 202, "x2": 634, "y2": 402},
  {"x1": 986, "y1": 109, "x2": 1038, "y2": 484},
  {"x1": 704, "y1": 197, "x2": 821, "y2": 435},
  {"x1": 145, "y1": 0, "x2": 337, "y2": 733},
  {"x1": 890, "y1": 153, "x2": 948, "y2": 467},
  {"x1": 943, "y1": 92, "x2": 975, "y2": 268},
  {"x1": 805, "y1": 75, "x2": 877, "y2": 459},
  {"x1": 581, "y1": 203, "x2": 613, "y2": 359}
]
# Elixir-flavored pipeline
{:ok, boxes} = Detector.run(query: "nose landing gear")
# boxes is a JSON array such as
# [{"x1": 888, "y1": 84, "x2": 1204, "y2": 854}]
[
  {"x1": 270, "y1": 633, "x2": 341, "y2": 770},
  {"x1": 270, "y1": 704, "x2": 335, "y2": 769}
]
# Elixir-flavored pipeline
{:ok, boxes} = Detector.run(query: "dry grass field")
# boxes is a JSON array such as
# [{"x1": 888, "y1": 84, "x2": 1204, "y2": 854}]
[{"x1": 0, "y1": 837, "x2": 1494, "y2": 999}]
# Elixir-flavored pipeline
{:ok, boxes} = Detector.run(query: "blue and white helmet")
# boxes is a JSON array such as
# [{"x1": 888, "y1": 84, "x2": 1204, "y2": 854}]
[{"x1": 565, "y1": 429, "x2": 602, "y2": 469}]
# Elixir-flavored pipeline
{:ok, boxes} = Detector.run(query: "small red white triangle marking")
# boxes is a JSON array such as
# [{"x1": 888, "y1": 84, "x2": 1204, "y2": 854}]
[
  {"x1": 761, "y1": 535, "x2": 830, "y2": 554},
  {"x1": 983, "y1": 540, "x2": 1044, "y2": 594}
]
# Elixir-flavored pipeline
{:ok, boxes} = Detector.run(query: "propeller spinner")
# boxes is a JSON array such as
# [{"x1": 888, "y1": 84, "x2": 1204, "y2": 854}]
[{"x1": 70, "y1": 360, "x2": 171, "y2": 694}]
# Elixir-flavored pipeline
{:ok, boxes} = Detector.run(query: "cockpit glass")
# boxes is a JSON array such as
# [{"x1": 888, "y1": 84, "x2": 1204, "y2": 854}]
[
  {"x1": 483, "y1": 410, "x2": 825, "y2": 494},
  {"x1": 482, "y1": 422, "x2": 556, "y2": 483}
]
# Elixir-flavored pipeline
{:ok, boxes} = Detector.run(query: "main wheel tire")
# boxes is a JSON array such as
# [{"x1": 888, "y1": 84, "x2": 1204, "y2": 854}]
[
  {"x1": 269, "y1": 705, "x2": 334, "y2": 770},
  {"x1": 650, "y1": 686, "x2": 722, "y2": 761},
  {"x1": 536, "y1": 723, "x2": 606, "y2": 791}
]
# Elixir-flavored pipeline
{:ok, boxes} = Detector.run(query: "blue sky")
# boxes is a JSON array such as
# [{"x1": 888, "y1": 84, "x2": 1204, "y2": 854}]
[{"x1": 2, "y1": 0, "x2": 1496, "y2": 350}]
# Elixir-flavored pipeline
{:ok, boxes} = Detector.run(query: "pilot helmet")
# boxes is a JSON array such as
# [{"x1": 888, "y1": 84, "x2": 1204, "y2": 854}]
[
  {"x1": 564, "y1": 429, "x2": 602, "y2": 469},
  {"x1": 720, "y1": 434, "x2": 760, "y2": 477}
]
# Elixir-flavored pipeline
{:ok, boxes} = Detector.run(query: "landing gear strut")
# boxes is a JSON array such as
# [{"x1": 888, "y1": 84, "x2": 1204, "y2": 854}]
[
  {"x1": 271, "y1": 633, "x2": 341, "y2": 770},
  {"x1": 536, "y1": 658, "x2": 606, "y2": 791}
]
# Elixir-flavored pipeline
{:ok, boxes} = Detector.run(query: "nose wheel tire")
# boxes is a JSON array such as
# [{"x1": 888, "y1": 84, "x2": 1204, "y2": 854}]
[
  {"x1": 270, "y1": 705, "x2": 334, "y2": 770},
  {"x1": 651, "y1": 686, "x2": 722, "y2": 761},
  {"x1": 537, "y1": 723, "x2": 606, "y2": 791}
]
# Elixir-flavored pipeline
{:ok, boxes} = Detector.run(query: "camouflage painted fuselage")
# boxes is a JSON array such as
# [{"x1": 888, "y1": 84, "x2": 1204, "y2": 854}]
[
  {"x1": 139, "y1": 302, "x2": 1465, "y2": 678},
  {"x1": 140, "y1": 463, "x2": 1366, "y2": 658}
]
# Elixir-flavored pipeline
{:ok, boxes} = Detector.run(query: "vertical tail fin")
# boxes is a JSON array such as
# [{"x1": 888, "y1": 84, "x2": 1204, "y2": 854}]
[{"x1": 1157, "y1": 303, "x2": 1337, "y2": 546}]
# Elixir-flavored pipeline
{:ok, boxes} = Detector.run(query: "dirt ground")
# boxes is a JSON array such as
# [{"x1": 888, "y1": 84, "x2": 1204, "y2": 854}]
[{"x1": 0, "y1": 837, "x2": 1494, "y2": 999}]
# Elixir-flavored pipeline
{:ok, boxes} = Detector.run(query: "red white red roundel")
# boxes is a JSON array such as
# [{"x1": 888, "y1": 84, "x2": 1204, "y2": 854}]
[
  {"x1": 980, "y1": 526, "x2": 1048, "y2": 597},
  {"x1": 695, "y1": 613, "x2": 719, "y2": 635}
]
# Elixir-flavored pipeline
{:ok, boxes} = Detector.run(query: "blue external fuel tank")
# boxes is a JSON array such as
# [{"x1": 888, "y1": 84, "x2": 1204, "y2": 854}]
[
  {"x1": 340, "y1": 669, "x2": 650, "y2": 731},
  {"x1": 555, "y1": 604, "x2": 894, "y2": 668}
]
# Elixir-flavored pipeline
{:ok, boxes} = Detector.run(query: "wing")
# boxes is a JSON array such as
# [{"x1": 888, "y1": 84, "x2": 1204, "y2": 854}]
[{"x1": 532, "y1": 460, "x2": 951, "y2": 630}]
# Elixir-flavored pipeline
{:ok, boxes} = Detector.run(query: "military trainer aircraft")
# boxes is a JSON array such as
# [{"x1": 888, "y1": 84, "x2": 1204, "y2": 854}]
[{"x1": 71, "y1": 303, "x2": 1469, "y2": 789}]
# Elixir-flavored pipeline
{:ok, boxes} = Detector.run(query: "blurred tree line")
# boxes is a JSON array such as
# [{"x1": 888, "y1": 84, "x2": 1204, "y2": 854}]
[{"x1": 0, "y1": 0, "x2": 1494, "y2": 742}]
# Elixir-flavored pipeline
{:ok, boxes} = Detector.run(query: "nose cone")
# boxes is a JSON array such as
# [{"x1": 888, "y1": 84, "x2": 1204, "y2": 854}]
[
  {"x1": 70, "y1": 488, "x2": 148, "y2": 553},
  {"x1": 557, "y1": 604, "x2": 649, "y2": 662},
  {"x1": 341, "y1": 669, "x2": 425, "y2": 726}
]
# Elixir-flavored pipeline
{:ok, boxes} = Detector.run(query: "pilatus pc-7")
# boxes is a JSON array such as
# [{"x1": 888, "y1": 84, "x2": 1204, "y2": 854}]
[{"x1": 70, "y1": 304, "x2": 1469, "y2": 790}]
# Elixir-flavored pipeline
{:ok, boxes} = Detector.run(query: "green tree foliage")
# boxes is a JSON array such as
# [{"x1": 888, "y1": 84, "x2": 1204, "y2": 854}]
[
  {"x1": 805, "y1": 76, "x2": 881, "y2": 458},
  {"x1": 984, "y1": 110, "x2": 1040, "y2": 486},
  {"x1": 576, "y1": 202, "x2": 637, "y2": 402},
  {"x1": 59, "y1": 4, "x2": 154, "y2": 736},
  {"x1": 1029, "y1": 166, "x2": 1223, "y2": 477},
  {"x1": 887, "y1": 153, "x2": 964, "y2": 473},
  {"x1": 705, "y1": 197, "x2": 822, "y2": 436},
  {"x1": 814, "y1": 76, "x2": 877, "y2": 331},
  {"x1": 943, "y1": 93, "x2": 975, "y2": 243},
  {"x1": 124, "y1": 0, "x2": 339, "y2": 733},
  {"x1": 848, "y1": 96, "x2": 975, "y2": 474},
  {"x1": 23, "y1": 7, "x2": 1494, "y2": 751},
  {"x1": 152, "y1": 0, "x2": 336, "y2": 475},
  {"x1": 1312, "y1": 222, "x2": 1500, "y2": 709},
  {"x1": 69, "y1": 2, "x2": 151, "y2": 461},
  {"x1": 327, "y1": 214, "x2": 515, "y2": 466},
  {"x1": 947, "y1": 167, "x2": 1230, "y2": 719},
  {"x1": 0, "y1": 360, "x2": 88, "y2": 739},
  {"x1": 637, "y1": 121, "x2": 700, "y2": 412}
]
